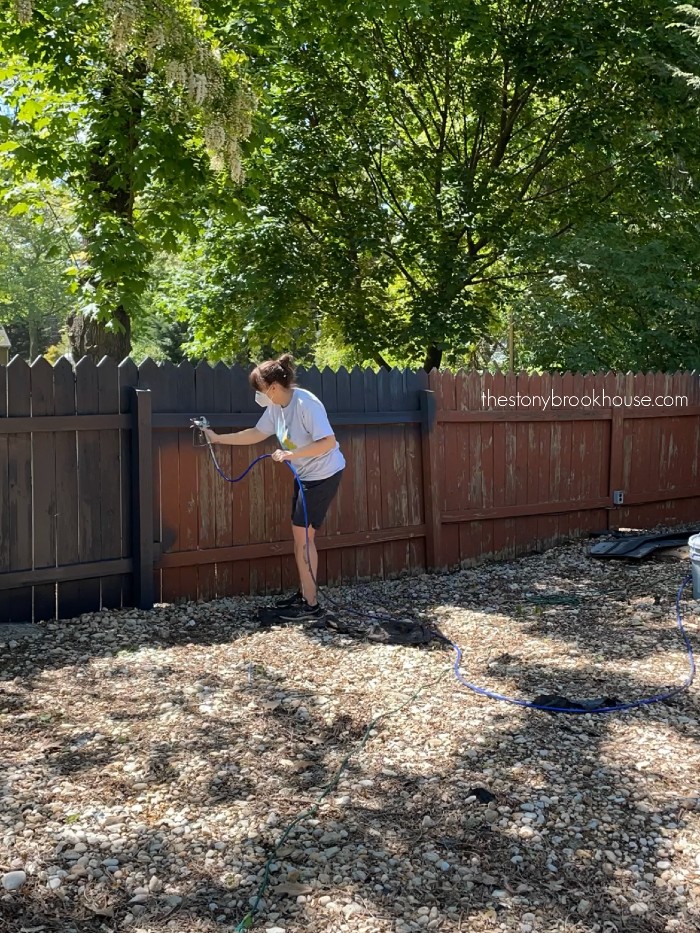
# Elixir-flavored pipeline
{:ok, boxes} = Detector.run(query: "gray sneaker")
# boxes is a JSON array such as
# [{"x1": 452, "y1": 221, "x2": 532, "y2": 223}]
[
  {"x1": 276, "y1": 600, "x2": 324, "y2": 622},
  {"x1": 272, "y1": 590, "x2": 304, "y2": 610}
]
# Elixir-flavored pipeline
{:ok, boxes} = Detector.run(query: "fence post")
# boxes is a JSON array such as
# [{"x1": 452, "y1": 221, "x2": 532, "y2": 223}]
[
  {"x1": 607, "y1": 406, "x2": 625, "y2": 531},
  {"x1": 420, "y1": 389, "x2": 441, "y2": 570},
  {"x1": 131, "y1": 388, "x2": 154, "y2": 610}
]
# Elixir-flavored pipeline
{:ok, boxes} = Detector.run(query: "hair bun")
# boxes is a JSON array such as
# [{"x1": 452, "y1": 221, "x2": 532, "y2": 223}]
[
  {"x1": 277, "y1": 354, "x2": 296, "y2": 386},
  {"x1": 250, "y1": 354, "x2": 297, "y2": 391}
]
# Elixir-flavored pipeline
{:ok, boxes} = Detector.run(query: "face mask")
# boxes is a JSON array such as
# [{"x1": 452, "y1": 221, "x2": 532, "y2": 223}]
[{"x1": 255, "y1": 390, "x2": 272, "y2": 408}]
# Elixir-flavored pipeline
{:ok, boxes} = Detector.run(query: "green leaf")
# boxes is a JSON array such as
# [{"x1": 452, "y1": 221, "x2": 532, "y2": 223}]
[{"x1": 17, "y1": 99, "x2": 42, "y2": 122}]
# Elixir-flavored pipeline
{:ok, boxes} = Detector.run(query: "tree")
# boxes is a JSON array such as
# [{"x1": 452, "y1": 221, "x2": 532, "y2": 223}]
[
  {"x1": 504, "y1": 1, "x2": 700, "y2": 371},
  {"x1": 510, "y1": 219, "x2": 700, "y2": 371},
  {"x1": 130, "y1": 248, "x2": 198, "y2": 363},
  {"x1": 0, "y1": 185, "x2": 74, "y2": 360},
  {"x1": 184, "y1": 0, "x2": 700, "y2": 370},
  {"x1": 0, "y1": 0, "x2": 255, "y2": 360}
]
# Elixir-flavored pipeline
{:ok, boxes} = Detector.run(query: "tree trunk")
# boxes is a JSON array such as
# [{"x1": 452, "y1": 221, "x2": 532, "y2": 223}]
[
  {"x1": 67, "y1": 305, "x2": 131, "y2": 362},
  {"x1": 27, "y1": 318, "x2": 39, "y2": 363},
  {"x1": 68, "y1": 62, "x2": 145, "y2": 363},
  {"x1": 423, "y1": 344, "x2": 442, "y2": 371}
]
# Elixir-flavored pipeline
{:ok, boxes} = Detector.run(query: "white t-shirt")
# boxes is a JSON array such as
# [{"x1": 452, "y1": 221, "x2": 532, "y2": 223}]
[{"x1": 255, "y1": 387, "x2": 346, "y2": 480}]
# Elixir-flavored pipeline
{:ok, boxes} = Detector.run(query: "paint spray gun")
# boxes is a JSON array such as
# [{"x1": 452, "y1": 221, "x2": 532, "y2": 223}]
[{"x1": 190, "y1": 415, "x2": 211, "y2": 447}]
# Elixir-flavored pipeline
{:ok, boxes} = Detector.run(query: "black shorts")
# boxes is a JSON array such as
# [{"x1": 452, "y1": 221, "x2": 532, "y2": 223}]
[{"x1": 291, "y1": 469, "x2": 344, "y2": 529}]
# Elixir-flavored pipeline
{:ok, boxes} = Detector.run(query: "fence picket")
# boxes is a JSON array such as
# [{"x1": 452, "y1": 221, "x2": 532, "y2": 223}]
[
  {"x1": 161, "y1": 361, "x2": 195, "y2": 602},
  {"x1": 2, "y1": 358, "x2": 32, "y2": 622},
  {"x1": 210, "y1": 361, "x2": 235, "y2": 597},
  {"x1": 361, "y1": 368, "x2": 382, "y2": 581},
  {"x1": 52, "y1": 358, "x2": 81, "y2": 618},
  {"x1": 75, "y1": 357, "x2": 102, "y2": 613},
  {"x1": 195, "y1": 362, "x2": 217, "y2": 599},
  {"x1": 227, "y1": 365, "x2": 254, "y2": 594},
  {"x1": 118, "y1": 359, "x2": 138, "y2": 608},
  {"x1": 31, "y1": 358, "x2": 58, "y2": 620},
  {"x1": 0, "y1": 365, "x2": 8, "y2": 599},
  {"x1": 404, "y1": 369, "x2": 427, "y2": 572},
  {"x1": 97, "y1": 357, "x2": 123, "y2": 610}
]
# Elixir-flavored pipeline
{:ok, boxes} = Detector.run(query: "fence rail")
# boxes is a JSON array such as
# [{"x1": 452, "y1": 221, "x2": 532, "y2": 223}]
[{"x1": 1, "y1": 358, "x2": 699, "y2": 623}]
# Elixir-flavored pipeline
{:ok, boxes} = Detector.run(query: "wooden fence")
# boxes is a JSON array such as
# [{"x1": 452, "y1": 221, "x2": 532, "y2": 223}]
[{"x1": 1, "y1": 358, "x2": 699, "y2": 624}]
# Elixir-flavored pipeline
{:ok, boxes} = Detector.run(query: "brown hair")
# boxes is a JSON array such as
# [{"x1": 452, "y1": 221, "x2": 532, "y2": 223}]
[{"x1": 249, "y1": 354, "x2": 297, "y2": 391}]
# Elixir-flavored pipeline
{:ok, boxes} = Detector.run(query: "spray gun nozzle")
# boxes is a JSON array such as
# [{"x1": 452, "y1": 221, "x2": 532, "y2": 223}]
[{"x1": 191, "y1": 416, "x2": 211, "y2": 446}]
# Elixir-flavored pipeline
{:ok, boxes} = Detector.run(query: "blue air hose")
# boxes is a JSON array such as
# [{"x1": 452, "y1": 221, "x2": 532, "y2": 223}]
[
  {"x1": 194, "y1": 428, "x2": 696, "y2": 716},
  {"x1": 450, "y1": 575, "x2": 695, "y2": 714}
]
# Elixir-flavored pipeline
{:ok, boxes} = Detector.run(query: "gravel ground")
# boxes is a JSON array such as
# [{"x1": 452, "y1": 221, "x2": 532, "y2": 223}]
[{"x1": 1, "y1": 533, "x2": 700, "y2": 933}]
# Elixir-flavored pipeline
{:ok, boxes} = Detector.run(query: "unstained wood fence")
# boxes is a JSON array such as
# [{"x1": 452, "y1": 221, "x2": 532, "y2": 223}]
[{"x1": 1, "y1": 357, "x2": 699, "y2": 624}]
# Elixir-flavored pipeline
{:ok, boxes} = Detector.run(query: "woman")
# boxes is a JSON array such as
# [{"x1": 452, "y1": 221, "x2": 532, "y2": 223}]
[{"x1": 202, "y1": 354, "x2": 345, "y2": 620}]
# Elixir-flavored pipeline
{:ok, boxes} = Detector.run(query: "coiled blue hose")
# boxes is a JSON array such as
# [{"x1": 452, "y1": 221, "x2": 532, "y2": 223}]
[{"x1": 449, "y1": 575, "x2": 695, "y2": 714}]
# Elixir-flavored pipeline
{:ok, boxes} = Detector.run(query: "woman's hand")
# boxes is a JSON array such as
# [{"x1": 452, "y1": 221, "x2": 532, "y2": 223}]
[
  {"x1": 202, "y1": 427, "x2": 219, "y2": 444},
  {"x1": 271, "y1": 448, "x2": 294, "y2": 462}
]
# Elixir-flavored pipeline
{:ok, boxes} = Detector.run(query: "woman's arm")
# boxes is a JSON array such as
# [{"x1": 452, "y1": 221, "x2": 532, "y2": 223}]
[
  {"x1": 204, "y1": 427, "x2": 272, "y2": 446},
  {"x1": 272, "y1": 435, "x2": 336, "y2": 461}
]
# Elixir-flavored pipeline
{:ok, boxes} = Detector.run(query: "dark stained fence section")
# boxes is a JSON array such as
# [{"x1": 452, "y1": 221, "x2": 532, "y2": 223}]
[
  {"x1": 0, "y1": 356, "x2": 134, "y2": 624},
  {"x1": 3, "y1": 358, "x2": 32, "y2": 622},
  {"x1": 0, "y1": 360, "x2": 698, "y2": 622}
]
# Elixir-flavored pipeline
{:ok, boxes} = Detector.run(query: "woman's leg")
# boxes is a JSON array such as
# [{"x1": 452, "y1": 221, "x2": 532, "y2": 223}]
[{"x1": 292, "y1": 524, "x2": 318, "y2": 605}]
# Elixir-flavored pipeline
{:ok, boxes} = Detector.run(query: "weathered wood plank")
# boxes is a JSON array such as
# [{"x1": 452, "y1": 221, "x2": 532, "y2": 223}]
[
  {"x1": 3, "y1": 358, "x2": 33, "y2": 622},
  {"x1": 30, "y1": 358, "x2": 57, "y2": 620}
]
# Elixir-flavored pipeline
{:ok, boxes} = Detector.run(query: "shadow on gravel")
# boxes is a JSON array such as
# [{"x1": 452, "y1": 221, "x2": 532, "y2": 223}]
[
  {"x1": 2, "y1": 545, "x2": 699, "y2": 933},
  {"x1": 3, "y1": 647, "x2": 698, "y2": 933}
]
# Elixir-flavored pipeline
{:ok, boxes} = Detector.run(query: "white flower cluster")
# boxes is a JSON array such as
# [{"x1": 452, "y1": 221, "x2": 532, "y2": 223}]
[
  {"x1": 204, "y1": 123, "x2": 226, "y2": 150},
  {"x1": 165, "y1": 59, "x2": 188, "y2": 85},
  {"x1": 165, "y1": 61, "x2": 212, "y2": 107},
  {"x1": 209, "y1": 151, "x2": 225, "y2": 172},
  {"x1": 188, "y1": 71, "x2": 207, "y2": 105},
  {"x1": 100, "y1": 1, "x2": 255, "y2": 185},
  {"x1": 226, "y1": 141, "x2": 243, "y2": 184},
  {"x1": 110, "y1": 1, "x2": 140, "y2": 53},
  {"x1": 227, "y1": 86, "x2": 255, "y2": 138},
  {"x1": 143, "y1": 24, "x2": 166, "y2": 65},
  {"x1": 202, "y1": 122, "x2": 245, "y2": 181},
  {"x1": 15, "y1": 0, "x2": 33, "y2": 24},
  {"x1": 201, "y1": 85, "x2": 255, "y2": 182}
]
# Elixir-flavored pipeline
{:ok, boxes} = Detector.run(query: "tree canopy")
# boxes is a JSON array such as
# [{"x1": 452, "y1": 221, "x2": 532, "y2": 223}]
[
  {"x1": 0, "y1": 0, "x2": 254, "y2": 358},
  {"x1": 1, "y1": 0, "x2": 699, "y2": 370},
  {"x1": 177, "y1": 0, "x2": 700, "y2": 370}
]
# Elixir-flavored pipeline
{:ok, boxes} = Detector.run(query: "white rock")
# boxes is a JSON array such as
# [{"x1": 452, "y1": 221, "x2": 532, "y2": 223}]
[{"x1": 2, "y1": 871, "x2": 26, "y2": 891}]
